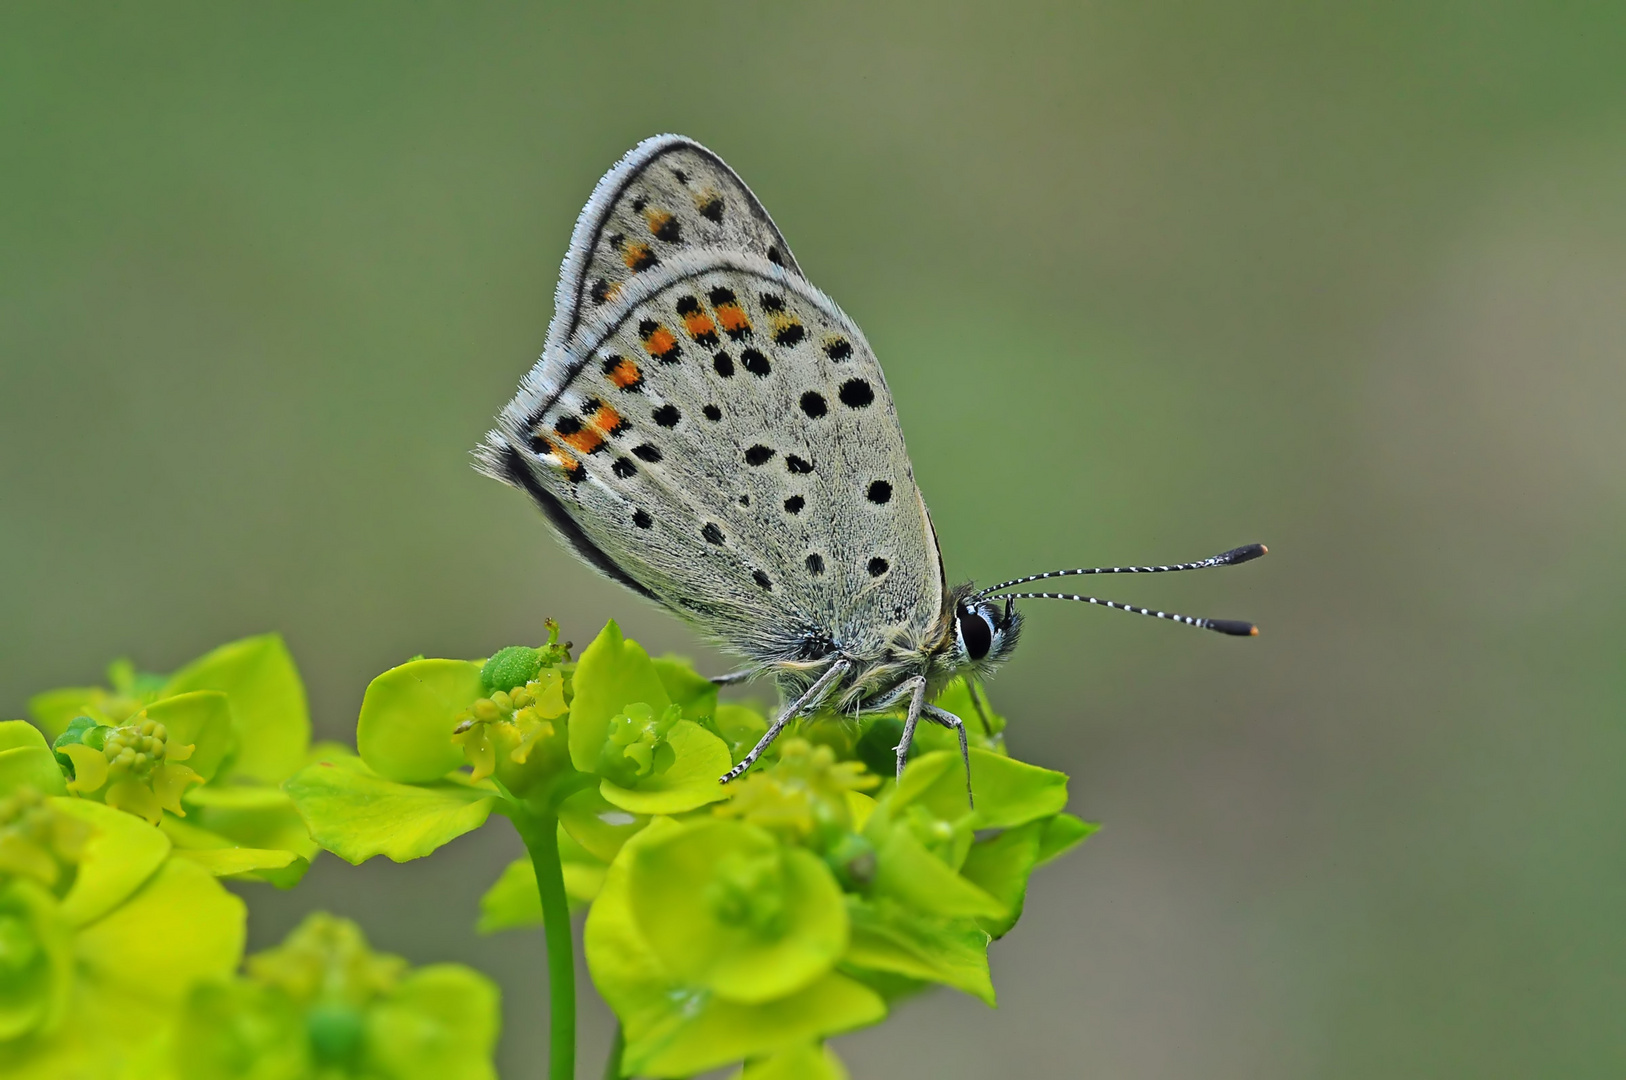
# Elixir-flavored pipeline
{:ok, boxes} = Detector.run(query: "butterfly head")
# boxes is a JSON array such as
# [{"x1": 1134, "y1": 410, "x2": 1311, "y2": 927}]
[{"x1": 947, "y1": 587, "x2": 1022, "y2": 675}]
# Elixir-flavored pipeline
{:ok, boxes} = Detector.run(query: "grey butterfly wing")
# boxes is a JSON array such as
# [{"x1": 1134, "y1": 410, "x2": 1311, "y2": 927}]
[
  {"x1": 482, "y1": 252, "x2": 944, "y2": 667},
  {"x1": 546, "y1": 134, "x2": 803, "y2": 360}
]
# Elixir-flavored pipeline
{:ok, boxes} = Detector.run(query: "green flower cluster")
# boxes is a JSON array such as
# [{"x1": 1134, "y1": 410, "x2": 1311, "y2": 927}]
[
  {"x1": 30, "y1": 635, "x2": 325, "y2": 886},
  {"x1": 5, "y1": 634, "x2": 506, "y2": 1080},
  {"x1": 0, "y1": 724, "x2": 246, "y2": 1077},
  {"x1": 173, "y1": 913, "x2": 499, "y2": 1080},
  {"x1": 285, "y1": 618, "x2": 1094, "y2": 1078}
]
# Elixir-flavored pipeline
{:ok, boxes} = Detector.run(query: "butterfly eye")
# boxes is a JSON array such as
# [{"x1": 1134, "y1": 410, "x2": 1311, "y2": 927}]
[{"x1": 956, "y1": 605, "x2": 994, "y2": 662}]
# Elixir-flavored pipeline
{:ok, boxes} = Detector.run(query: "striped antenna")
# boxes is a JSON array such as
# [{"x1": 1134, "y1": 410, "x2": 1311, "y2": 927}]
[
  {"x1": 978, "y1": 543, "x2": 1266, "y2": 597},
  {"x1": 983, "y1": 591, "x2": 1260, "y2": 636}
]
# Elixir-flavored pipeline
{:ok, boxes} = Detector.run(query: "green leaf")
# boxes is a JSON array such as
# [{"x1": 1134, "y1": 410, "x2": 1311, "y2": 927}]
[
  {"x1": 176, "y1": 782, "x2": 319, "y2": 886},
  {"x1": 586, "y1": 826, "x2": 885, "y2": 1078},
  {"x1": 1036, "y1": 812, "x2": 1099, "y2": 866},
  {"x1": 557, "y1": 785, "x2": 648, "y2": 863},
  {"x1": 599, "y1": 719, "x2": 733, "y2": 814},
  {"x1": 0, "y1": 721, "x2": 67, "y2": 796},
  {"x1": 868, "y1": 821, "x2": 1007, "y2": 921},
  {"x1": 284, "y1": 754, "x2": 496, "y2": 863},
  {"x1": 50, "y1": 797, "x2": 171, "y2": 927},
  {"x1": 144, "y1": 690, "x2": 234, "y2": 782},
  {"x1": 0, "y1": 877, "x2": 73, "y2": 1043},
  {"x1": 628, "y1": 819, "x2": 849, "y2": 1003},
  {"x1": 163, "y1": 634, "x2": 311, "y2": 784},
  {"x1": 364, "y1": 964, "x2": 501, "y2": 1080},
  {"x1": 75, "y1": 856, "x2": 246, "y2": 1001},
  {"x1": 356, "y1": 658, "x2": 481, "y2": 784},
  {"x1": 170, "y1": 845, "x2": 303, "y2": 880},
  {"x1": 842, "y1": 896, "x2": 995, "y2": 1005},
  {"x1": 26, "y1": 687, "x2": 105, "y2": 740},
  {"x1": 712, "y1": 703, "x2": 770, "y2": 765},
  {"x1": 160, "y1": 814, "x2": 308, "y2": 886},
  {"x1": 653, "y1": 657, "x2": 719, "y2": 722},
  {"x1": 0, "y1": 720, "x2": 49, "y2": 755},
  {"x1": 569, "y1": 621, "x2": 672, "y2": 774},
  {"x1": 733, "y1": 1042, "x2": 850, "y2": 1080},
  {"x1": 956, "y1": 820, "x2": 1046, "y2": 939},
  {"x1": 897, "y1": 749, "x2": 1068, "y2": 830}
]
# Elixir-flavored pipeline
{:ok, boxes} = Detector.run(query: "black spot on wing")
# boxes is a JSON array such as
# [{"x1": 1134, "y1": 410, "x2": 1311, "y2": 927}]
[
  {"x1": 741, "y1": 348, "x2": 770, "y2": 377},
  {"x1": 703, "y1": 404, "x2": 722, "y2": 422},
  {"x1": 784, "y1": 495, "x2": 805, "y2": 515},
  {"x1": 632, "y1": 444, "x2": 662, "y2": 463},
  {"x1": 632, "y1": 509, "x2": 652, "y2": 529},
  {"x1": 612, "y1": 458, "x2": 637, "y2": 479},
  {"x1": 712, "y1": 352, "x2": 734, "y2": 377},
  {"x1": 785, "y1": 454, "x2": 814, "y2": 475},
  {"x1": 745, "y1": 445, "x2": 775, "y2": 466},
  {"x1": 702, "y1": 522, "x2": 724, "y2": 545},
  {"x1": 652, "y1": 404, "x2": 681, "y2": 428},
  {"x1": 698, "y1": 194, "x2": 724, "y2": 223},
  {"x1": 839, "y1": 379, "x2": 875, "y2": 408},
  {"x1": 805, "y1": 553, "x2": 824, "y2": 575},
  {"x1": 799, "y1": 392, "x2": 827, "y2": 418},
  {"x1": 824, "y1": 338, "x2": 853, "y2": 361},
  {"x1": 867, "y1": 557, "x2": 889, "y2": 577},
  {"x1": 752, "y1": 569, "x2": 772, "y2": 590},
  {"x1": 867, "y1": 480, "x2": 893, "y2": 504}
]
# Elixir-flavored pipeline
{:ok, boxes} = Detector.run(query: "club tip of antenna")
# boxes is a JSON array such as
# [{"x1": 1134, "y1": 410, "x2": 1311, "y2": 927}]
[
  {"x1": 1207, "y1": 619, "x2": 1259, "y2": 637},
  {"x1": 1219, "y1": 543, "x2": 1268, "y2": 565}
]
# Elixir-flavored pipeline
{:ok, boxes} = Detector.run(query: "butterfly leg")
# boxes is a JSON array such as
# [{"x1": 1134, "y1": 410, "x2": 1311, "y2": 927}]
[
  {"x1": 709, "y1": 668, "x2": 758, "y2": 687},
  {"x1": 877, "y1": 676, "x2": 930, "y2": 783},
  {"x1": 720, "y1": 659, "x2": 851, "y2": 784},
  {"x1": 923, "y1": 704, "x2": 975, "y2": 809}
]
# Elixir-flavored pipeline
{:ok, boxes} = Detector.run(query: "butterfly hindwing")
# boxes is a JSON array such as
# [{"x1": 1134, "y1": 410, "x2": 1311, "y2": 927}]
[
  {"x1": 547, "y1": 134, "x2": 803, "y2": 361},
  {"x1": 486, "y1": 253, "x2": 944, "y2": 665}
]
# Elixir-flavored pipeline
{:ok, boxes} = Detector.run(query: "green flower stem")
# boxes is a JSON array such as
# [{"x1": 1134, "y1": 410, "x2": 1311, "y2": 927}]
[
  {"x1": 603, "y1": 1022, "x2": 625, "y2": 1080},
  {"x1": 510, "y1": 804, "x2": 576, "y2": 1080}
]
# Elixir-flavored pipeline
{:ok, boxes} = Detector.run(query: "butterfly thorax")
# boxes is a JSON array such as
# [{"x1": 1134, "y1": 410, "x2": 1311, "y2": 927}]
[{"x1": 761, "y1": 581, "x2": 1020, "y2": 714}]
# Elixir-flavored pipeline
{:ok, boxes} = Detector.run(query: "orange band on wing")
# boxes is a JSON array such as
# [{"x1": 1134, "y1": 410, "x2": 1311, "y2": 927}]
[
  {"x1": 622, "y1": 243, "x2": 656, "y2": 272},
  {"x1": 559, "y1": 429, "x2": 603, "y2": 455},
  {"x1": 643, "y1": 325, "x2": 680, "y2": 360},
  {"x1": 588, "y1": 403, "x2": 625, "y2": 436},
  {"x1": 605, "y1": 357, "x2": 643, "y2": 389},
  {"x1": 682, "y1": 310, "x2": 718, "y2": 340},
  {"x1": 714, "y1": 302, "x2": 750, "y2": 335}
]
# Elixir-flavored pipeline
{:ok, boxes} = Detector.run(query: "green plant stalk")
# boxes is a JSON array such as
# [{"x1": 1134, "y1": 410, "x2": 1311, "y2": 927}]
[{"x1": 511, "y1": 804, "x2": 575, "y2": 1080}]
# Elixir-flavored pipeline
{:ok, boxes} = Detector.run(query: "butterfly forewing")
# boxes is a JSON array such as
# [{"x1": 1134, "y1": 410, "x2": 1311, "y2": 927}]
[
  {"x1": 547, "y1": 135, "x2": 803, "y2": 360},
  {"x1": 490, "y1": 252, "x2": 943, "y2": 665}
]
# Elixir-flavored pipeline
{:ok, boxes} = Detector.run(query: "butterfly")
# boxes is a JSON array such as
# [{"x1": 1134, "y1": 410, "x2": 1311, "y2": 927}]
[{"x1": 477, "y1": 135, "x2": 1264, "y2": 803}]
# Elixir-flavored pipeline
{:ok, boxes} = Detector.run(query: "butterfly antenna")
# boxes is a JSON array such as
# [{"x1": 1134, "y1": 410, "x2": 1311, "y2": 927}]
[
  {"x1": 979, "y1": 543, "x2": 1265, "y2": 597},
  {"x1": 983, "y1": 590, "x2": 1259, "y2": 636}
]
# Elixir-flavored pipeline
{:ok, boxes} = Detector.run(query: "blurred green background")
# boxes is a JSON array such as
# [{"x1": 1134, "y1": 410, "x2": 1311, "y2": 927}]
[{"x1": 4, "y1": 3, "x2": 1624, "y2": 1076}]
